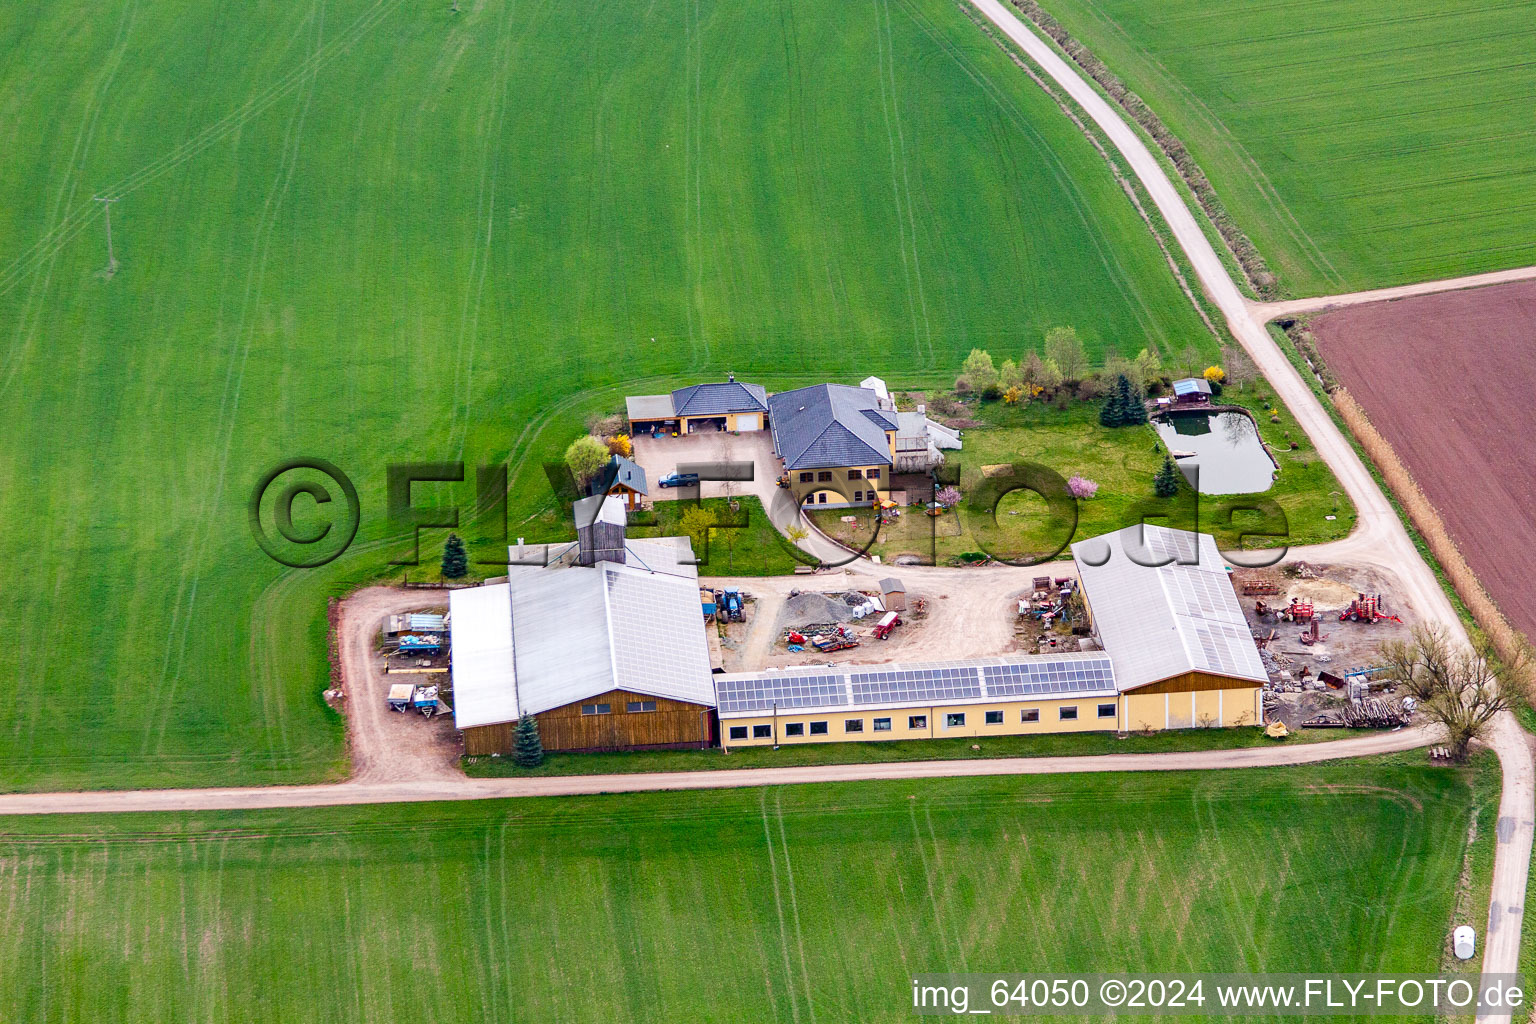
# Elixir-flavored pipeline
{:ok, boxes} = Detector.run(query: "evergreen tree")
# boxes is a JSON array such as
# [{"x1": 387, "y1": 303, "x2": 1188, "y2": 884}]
[
  {"x1": 1098, "y1": 383, "x2": 1126, "y2": 427},
  {"x1": 1118, "y1": 373, "x2": 1148, "y2": 425},
  {"x1": 513, "y1": 714, "x2": 544, "y2": 767},
  {"x1": 1154, "y1": 455, "x2": 1181, "y2": 498},
  {"x1": 441, "y1": 533, "x2": 469, "y2": 579}
]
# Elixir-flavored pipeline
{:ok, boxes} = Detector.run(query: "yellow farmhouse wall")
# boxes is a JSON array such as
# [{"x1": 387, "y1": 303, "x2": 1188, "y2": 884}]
[
  {"x1": 721, "y1": 694, "x2": 1121, "y2": 749},
  {"x1": 676, "y1": 412, "x2": 765, "y2": 432}
]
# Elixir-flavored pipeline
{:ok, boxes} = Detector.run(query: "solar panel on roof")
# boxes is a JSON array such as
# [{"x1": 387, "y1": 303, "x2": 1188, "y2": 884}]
[
  {"x1": 714, "y1": 672, "x2": 845, "y2": 713},
  {"x1": 984, "y1": 657, "x2": 1115, "y2": 696},
  {"x1": 850, "y1": 666, "x2": 982, "y2": 705}
]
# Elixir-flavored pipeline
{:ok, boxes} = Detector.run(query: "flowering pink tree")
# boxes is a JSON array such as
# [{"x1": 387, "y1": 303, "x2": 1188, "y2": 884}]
[
  {"x1": 1067, "y1": 475, "x2": 1099, "y2": 499},
  {"x1": 935, "y1": 485, "x2": 962, "y2": 508}
]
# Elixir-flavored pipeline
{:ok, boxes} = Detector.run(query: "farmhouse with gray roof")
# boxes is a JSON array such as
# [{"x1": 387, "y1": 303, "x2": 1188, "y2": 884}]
[{"x1": 769, "y1": 383, "x2": 898, "y2": 508}]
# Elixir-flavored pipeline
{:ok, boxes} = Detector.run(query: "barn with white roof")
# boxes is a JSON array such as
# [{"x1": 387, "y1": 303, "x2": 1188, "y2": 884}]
[
  {"x1": 1070, "y1": 524, "x2": 1266, "y2": 731},
  {"x1": 450, "y1": 496, "x2": 717, "y2": 754}
]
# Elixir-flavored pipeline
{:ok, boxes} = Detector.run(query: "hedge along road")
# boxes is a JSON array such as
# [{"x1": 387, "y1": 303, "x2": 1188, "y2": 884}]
[{"x1": 964, "y1": 0, "x2": 1533, "y2": 1012}]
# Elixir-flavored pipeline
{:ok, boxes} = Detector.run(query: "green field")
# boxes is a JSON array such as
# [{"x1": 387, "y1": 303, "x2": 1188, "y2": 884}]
[
  {"x1": 1032, "y1": 0, "x2": 1536, "y2": 295},
  {"x1": 0, "y1": 0, "x2": 1217, "y2": 791},
  {"x1": 0, "y1": 760, "x2": 1488, "y2": 1020}
]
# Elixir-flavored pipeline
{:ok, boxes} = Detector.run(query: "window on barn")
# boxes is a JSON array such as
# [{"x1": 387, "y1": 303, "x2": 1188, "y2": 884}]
[
  {"x1": 581, "y1": 703, "x2": 611, "y2": 716},
  {"x1": 817, "y1": 471, "x2": 832, "y2": 482},
  {"x1": 848, "y1": 469, "x2": 862, "y2": 479},
  {"x1": 784, "y1": 722, "x2": 804, "y2": 737},
  {"x1": 945, "y1": 713, "x2": 965, "y2": 728},
  {"x1": 626, "y1": 700, "x2": 657, "y2": 713},
  {"x1": 810, "y1": 721, "x2": 829, "y2": 735},
  {"x1": 844, "y1": 719, "x2": 864, "y2": 733},
  {"x1": 729, "y1": 726, "x2": 748, "y2": 740},
  {"x1": 1021, "y1": 709, "x2": 1040, "y2": 723},
  {"x1": 816, "y1": 493, "x2": 827, "y2": 504},
  {"x1": 866, "y1": 468, "x2": 880, "y2": 480},
  {"x1": 908, "y1": 715, "x2": 927, "y2": 729},
  {"x1": 753, "y1": 724, "x2": 773, "y2": 739},
  {"x1": 1098, "y1": 703, "x2": 1117, "y2": 719},
  {"x1": 985, "y1": 710, "x2": 1004, "y2": 725},
  {"x1": 799, "y1": 472, "x2": 813, "y2": 483},
  {"x1": 1059, "y1": 706, "x2": 1079, "y2": 721},
  {"x1": 873, "y1": 718, "x2": 892, "y2": 732}
]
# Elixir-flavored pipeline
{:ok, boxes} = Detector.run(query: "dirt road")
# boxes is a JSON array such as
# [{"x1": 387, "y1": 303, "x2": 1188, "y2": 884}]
[
  {"x1": 1250, "y1": 264, "x2": 1536, "y2": 321},
  {"x1": 0, "y1": 726, "x2": 1433, "y2": 816},
  {"x1": 964, "y1": 1, "x2": 1531, "y2": 1008}
]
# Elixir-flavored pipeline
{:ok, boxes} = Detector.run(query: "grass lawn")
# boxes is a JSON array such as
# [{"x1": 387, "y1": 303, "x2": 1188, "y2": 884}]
[
  {"x1": 0, "y1": 0, "x2": 1216, "y2": 790},
  {"x1": 0, "y1": 757, "x2": 1490, "y2": 1021},
  {"x1": 1031, "y1": 0, "x2": 1536, "y2": 295},
  {"x1": 628, "y1": 496, "x2": 810, "y2": 576},
  {"x1": 464, "y1": 724, "x2": 1367, "y2": 778},
  {"x1": 810, "y1": 385, "x2": 1353, "y2": 564}
]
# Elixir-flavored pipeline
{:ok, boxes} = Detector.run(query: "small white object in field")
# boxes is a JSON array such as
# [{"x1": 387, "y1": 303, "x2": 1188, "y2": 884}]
[{"x1": 1453, "y1": 926, "x2": 1475, "y2": 960}]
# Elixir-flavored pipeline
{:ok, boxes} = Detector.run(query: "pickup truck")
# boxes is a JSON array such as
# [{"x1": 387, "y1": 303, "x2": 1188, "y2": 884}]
[{"x1": 658, "y1": 472, "x2": 700, "y2": 488}]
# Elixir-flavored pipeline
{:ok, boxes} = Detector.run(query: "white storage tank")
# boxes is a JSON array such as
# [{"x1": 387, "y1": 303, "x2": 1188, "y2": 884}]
[{"x1": 1453, "y1": 925, "x2": 1476, "y2": 961}]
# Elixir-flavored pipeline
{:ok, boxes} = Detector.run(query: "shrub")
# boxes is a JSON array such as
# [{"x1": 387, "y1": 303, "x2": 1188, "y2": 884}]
[
  {"x1": 1067, "y1": 475, "x2": 1099, "y2": 499},
  {"x1": 564, "y1": 434, "x2": 610, "y2": 486},
  {"x1": 606, "y1": 433, "x2": 633, "y2": 458}
]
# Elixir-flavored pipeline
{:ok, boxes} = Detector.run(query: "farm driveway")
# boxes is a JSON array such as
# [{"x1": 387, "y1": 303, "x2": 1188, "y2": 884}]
[{"x1": 631, "y1": 430, "x2": 778, "y2": 505}]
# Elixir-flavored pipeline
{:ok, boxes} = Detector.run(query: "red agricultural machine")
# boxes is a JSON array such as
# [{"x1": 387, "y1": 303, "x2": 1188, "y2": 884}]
[{"x1": 1339, "y1": 593, "x2": 1401, "y2": 624}]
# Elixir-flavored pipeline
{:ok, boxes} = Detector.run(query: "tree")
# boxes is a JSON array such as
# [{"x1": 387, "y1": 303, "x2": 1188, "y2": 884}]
[
  {"x1": 1045, "y1": 327, "x2": 1089, "y2": 383},
  {"x1": 784, "y1": 523, "x2": 809, "y2": 546},
  {"x1": 998, "y1": 358, "x2": 1023, "y2": 391},
  {"x1": 1380, "y1": 626, "x2": 1517, "y2": 761},
  {"x1": 1132, "y1": 347, "x2": 1163, "y2": 391},
  {"x1": 1117, "y1": 373, "x2": 1148, "y2": 425},
  {"x1": 1067, "y1": 474, "x2": 1098, "y2": 499},
  {"x1": 1154, "y1": 455, "x2": 1181, "y2": 497},
  {"x1": 935, "y1": 485, "x2": 961, "y2": 508},
  {"x1": 680, "y1": 506, "x2": 717, "y2": 551},
  {"x1": 441, "y1": 533, "x2": 468, "y2": 579},
  {"x1": 513, "y1": 714, "x2": 544, "y2": 767},
  {"x1": 606, "y1": 433, "x2": 633, "y2": 458},
  {"x1": 1221, "y1": 344, "x2": 1258, "y2": 391},
  {"x1": 1021, "y1": 352, "x2": 1046, "y2": 388},
  {"x1": 1099, "y1": 373, "x2": 1146, "y2": 428},
  {"x1": 564, "y1": 434, "x2": 610, "y2": 487},
  {"x1": 1102, "y1": 349, "x2": 1134, "y2": 386},
  {"x1": 1035, "y1": 357, "x2": 1064, "y2": 393},
  {"x1": 962, "y1": 349, "x2": 999, "y2": 396},
  {"x1": 1178, "y1": 343, "x2": 1202, "y2": 379},
  {"x1": 1002, "y1": 385, "x2": 1025, "y2": 406}
]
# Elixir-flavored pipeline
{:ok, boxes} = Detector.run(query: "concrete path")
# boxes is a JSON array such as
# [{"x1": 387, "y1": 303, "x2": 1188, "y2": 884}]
[
  {"x1": 1251, "y1": 264, "x2": 1536, "y2": 322},
  {"x1": 964, "y1": 0, "x2": 1532, "y2": 1011},
  {"x1": 0, "y1": 726, "x2": 1433, "y2": 816}
]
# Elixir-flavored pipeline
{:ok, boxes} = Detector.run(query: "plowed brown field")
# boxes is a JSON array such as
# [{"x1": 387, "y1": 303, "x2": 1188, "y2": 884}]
[{"x1": 1310, "y1": 280, "x2": 1536, "y2": 640}]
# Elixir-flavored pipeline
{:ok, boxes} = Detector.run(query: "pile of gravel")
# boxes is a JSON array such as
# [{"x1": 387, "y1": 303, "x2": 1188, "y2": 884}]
[{"x1": 782, "y1": 591, "x2": 862, "y2": 625}]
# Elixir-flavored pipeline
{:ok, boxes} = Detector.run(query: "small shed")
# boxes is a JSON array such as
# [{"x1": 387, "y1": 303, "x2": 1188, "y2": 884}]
[
  {"x1": 1172, "y1": 377, "x2": 1213, "y2": 405},
  {"x1": 600, "y1": 454, "x2": 648, "y2": 510},
  {"x1": 879, "y1": 576, "x2": 906, "y2": 612}
]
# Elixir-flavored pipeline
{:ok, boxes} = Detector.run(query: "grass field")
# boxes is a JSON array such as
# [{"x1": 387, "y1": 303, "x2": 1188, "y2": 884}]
[
  {"x1": 0, "y1": 0, "x2": 1218, "y2": 791},
  {"x1": 0, "y1": 759, "x2": 1488, "y2": 1020},
  {"x1": 809, "y1": 385, "x2": 1352, "y2": 563},
  {"x1": 1031, "y1": 0, "x2": 1536, "y2": 295}
]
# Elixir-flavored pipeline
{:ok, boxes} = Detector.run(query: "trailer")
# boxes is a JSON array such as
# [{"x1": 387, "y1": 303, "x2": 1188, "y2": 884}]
[
  {"x1": 700, "y1": 588, "x2": 718, "y2": 619},
  {"x1": 872, "y1": 611, "x2": 902, "y2": 640},
  {"x1": 397, "y1": 633, "x2": 443, "y2": 653},
  {"x1": 387, "y1": 683, "x2": 415, "y2": 713},
  {"x1": 412, "y1": 685, "x2": 440, "y2": 718}
]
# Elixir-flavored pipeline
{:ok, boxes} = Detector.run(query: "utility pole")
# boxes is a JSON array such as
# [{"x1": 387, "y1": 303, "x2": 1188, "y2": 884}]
[{"x1": 93, "y1": 196, "x2": 119, "y2": 278}]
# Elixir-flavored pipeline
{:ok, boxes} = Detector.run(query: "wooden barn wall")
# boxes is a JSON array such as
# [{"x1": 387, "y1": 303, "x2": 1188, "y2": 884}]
[
  {"x1": 1126, "y1": 671, "x2": 1255, "y2": 695},
  {"x1": 463, "y1": 722, "x2": 514, "y2": 756},
  {"x1": 536, "y1": 689, "x2": 713, "y2": 752}
]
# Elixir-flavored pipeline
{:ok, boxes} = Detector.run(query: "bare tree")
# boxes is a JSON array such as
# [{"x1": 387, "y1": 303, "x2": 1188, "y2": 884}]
[
  {"x1": 1179, "y1": 343, "x2": 1202, "y2": 379},
  {"x1": 1379, "y1": 625, "x2": 1517, "y2": 761},
  {"x1": 1044, "y1": 327, "x2": 1089, "y2": 383},
  {"x1": 1221, "y1": 344, "x2": 1259, "y2": 391}
]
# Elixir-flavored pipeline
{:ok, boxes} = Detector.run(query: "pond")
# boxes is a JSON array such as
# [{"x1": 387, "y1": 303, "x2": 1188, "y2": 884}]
[{"x1": 1152, "y1": 409, "x2": 1277, "y2": 494}]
